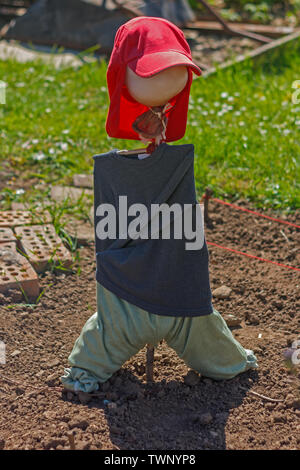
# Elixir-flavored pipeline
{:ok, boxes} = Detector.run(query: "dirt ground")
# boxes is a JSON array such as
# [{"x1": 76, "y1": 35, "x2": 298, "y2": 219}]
[{"x1": 0, "y1": 198, "x2": 299, "y2": 450}]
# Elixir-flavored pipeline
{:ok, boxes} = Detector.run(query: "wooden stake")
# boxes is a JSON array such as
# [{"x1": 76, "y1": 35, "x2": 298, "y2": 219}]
[
  {"x1": 67, "y1": 432, "x2": 76, "y2": 450},
  {"x1": 146, "y1": 344, "x2": 154, "y2": 383}
]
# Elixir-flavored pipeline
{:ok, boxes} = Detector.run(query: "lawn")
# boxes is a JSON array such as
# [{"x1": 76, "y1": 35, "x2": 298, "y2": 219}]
[{"x1": 0, "y1": 39, "x2": 299, "y2": 212}]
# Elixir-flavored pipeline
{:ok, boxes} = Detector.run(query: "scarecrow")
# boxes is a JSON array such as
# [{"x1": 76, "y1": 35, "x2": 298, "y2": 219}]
[{"x1": 61, "y1": 17, "x2": 258, "y2": 393}]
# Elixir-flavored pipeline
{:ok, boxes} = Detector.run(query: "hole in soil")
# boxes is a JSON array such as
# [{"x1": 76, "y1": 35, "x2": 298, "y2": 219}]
[{"x1": 2, "y1": 277, "x2": 9, "y2": 281}]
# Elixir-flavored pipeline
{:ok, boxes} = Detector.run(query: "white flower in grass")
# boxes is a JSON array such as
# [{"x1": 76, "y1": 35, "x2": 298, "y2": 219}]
[
  {"x1": 221, "y1": 92, "x2": 228, "y2": 98},
  {"x1": 60, "y1": 143, "x2": 68, "y2": 151},
  {"x1": 22, "y1": 140, "x2": 31, "y2": 149},
  {"x1": 282, "y1": 129, "x2": 291, "y2": 135},
  {"x1": 32, "y1": 139, "x2": 39, "y2": 144},
  {"x1": 295, "y1": 120, "x2": 300, "y2": 126},
  {"x1": 62, "y1": 129, "x2": 70, "y2": 134},
  {"x1": 239, "y1": 121, "x2": 245, "y2": 126},
  {"x1": 234, "y1": 111, "x2": 241, "y2": 116},
  {"x1": 32, "y1": 151, "x2": 46, "y2": 161},
  {"x1": 15, "y1": 189, "x2": 25, "y2": 195},
  {"x1": 49, "y1": 148, "x2": 55, "y2": 154}
]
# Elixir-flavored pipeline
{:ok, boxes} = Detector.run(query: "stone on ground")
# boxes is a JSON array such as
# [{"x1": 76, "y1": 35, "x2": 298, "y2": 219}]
[
  {"x1": 51, "y1": 185, "x2": 93, "y2": 203},
  {"x1": 212, "y1": 285, "x2": 232, "y2": 299},
  {"x1": 73, "y1": 174, "x2": 93, "y2": 189}
]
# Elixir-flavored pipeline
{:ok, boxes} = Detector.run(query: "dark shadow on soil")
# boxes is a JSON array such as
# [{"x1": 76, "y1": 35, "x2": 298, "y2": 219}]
[{"x1": 62, "y1": 368, "x2": 259, "y2": 450}]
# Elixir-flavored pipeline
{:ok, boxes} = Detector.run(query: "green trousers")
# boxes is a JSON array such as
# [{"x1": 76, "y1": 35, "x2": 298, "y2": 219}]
[{"x1": 61, "y1": 282, "x2": 258, "y2": 393}]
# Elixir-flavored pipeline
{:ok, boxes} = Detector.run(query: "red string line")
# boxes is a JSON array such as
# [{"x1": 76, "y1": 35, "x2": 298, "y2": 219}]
[
  {"x1": 208, "y1": 197, "x2": 300, "y2": 229},
  {"x1": 207, "y1": 241, "x2": 300, "y2": 272}
]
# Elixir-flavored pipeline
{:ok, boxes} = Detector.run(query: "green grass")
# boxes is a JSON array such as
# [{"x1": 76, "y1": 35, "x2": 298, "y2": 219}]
[{"x1": 0, "y1": 43, "x2": 299, "y2": 212}]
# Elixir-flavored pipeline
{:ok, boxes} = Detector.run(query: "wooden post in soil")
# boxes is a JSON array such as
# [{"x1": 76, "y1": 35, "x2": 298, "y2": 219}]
[
  {"x1": 146, "y1": 344, "x2": 154, "y2": 383},
  {"x1": 204, "y1": 187, "x2": 213, "y2": 224}
]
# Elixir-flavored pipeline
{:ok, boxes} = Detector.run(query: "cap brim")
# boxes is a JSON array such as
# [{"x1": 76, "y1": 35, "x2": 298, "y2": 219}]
[{"x1": 128, "y1": 51, "x2": 202, "y2": 77}]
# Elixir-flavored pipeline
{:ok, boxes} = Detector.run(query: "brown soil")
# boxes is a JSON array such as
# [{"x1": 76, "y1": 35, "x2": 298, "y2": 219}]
[{"x1": 0, "y1": 198, "x2": 299, "y2": 450}]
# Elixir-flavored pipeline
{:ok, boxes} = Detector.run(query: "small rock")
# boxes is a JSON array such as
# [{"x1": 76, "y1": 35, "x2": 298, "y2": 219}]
[
  {"x1": 107, "y1": 402, "x2": 117, "y2": 411},
  {"x1": 47, "y1": 358, "x2": 60, "y2": 368},
  {"x1": 66, "y1": 391, "x2": 74, "y2": 401},
  {"x1": 272, "y1": 413, "x2": 286, "y2": 423},
  {"x1": 223, "y1": 314, "x2": 241, "y2": 327},
  {"x1": 110, "y1": 425, "x2": 122, "y2": 435},
  {"x1": 78, "y1": 392, "x2": 92, "y2": 405},
  {"x1": 290, "y1": 398, "x2": 300, "y2": 409},
  {"x1": 272, "y1": 300, "x2": 283, "y2": 310},
  {"x1": 69, "y1": 419, "x2": 89, "y2": 430},
  {"x1": 11, "y1": 350, "x2": 21, "y2": 357},
  {"x1": 184, "y1": 370, "x2": 201, "y2": 386},
  {"x1": 198, "y1": 412, "x2": 213, "y2": 425},
  {"x1": 7, "y1": 289, "x2": 23, "y2": 303},
  {"x1": 265, "y1": 402, "x2": 276, "y2": 411},
  {"x1": 51, "y1": 185, "x2": 93, "y2": 203},
  {"x1": 212, "y1": 285, "x2": 232, "y2": 299},
  {"x1": 73, "y1": 174, "x2": 93, "y2": 189},
  {"x1": 45, "y1": 372, "x2": 58, "y2": 386},
  {"x1": 246, "y1": 313, "x2": 260, "y2": 325},
  {"x1": 64, "y1": 219, "x2": 94, "y2": 246},
  {"x1": 43, "y1": 410, "x2": 55, "y2": 419}
]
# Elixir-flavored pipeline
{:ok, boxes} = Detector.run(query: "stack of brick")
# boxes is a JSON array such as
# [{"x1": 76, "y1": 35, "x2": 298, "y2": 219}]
[{"x1": 0, "y1": 211, "x2": 72, "y2": 299}]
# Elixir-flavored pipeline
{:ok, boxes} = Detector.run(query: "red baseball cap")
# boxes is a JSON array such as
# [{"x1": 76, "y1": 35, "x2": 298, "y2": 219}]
[{"x1": 106, "y1": 16, "x2": 201, "y2": 142}]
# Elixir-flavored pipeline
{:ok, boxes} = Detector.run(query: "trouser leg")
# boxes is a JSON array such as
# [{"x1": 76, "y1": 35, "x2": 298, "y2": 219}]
[
  {"x1": 61, "y1": 282, "x2": 158, "y2": 393},
  {"x1": 165, "y1": 308, "x2": 258, "y2": 380}
]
